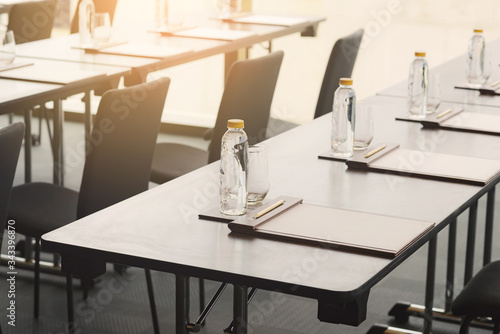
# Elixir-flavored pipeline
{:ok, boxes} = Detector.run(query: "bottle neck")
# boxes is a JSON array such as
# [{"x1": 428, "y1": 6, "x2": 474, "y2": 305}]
[
  {"x1": 228, "y1": 127, "x2": 244, "y2": 131},
  {"x1": 339, "y1": 84, "x2": 352, "y2": 89}
]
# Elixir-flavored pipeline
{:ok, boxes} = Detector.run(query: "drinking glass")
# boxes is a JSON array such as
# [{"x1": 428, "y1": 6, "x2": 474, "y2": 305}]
[
  {"x1": 427, "y1": 72, "x2": 441, "y2": 113},
  {"x1": 483, "y1": 49, "x2": 493, "y2": 85},
  {"x1": 214, "y1": 0, "x2": 241, "y2": 19},
  {"x1": 93, "y1": 12, "x2": 111, "y2": 44},
  {"x1": 354, "y1": 103, "x2": 374, "y2": 150},
  {"x1": 0, "y1": 30, "x2": 16, "y2": 66},
  {"x1": 247, "y1": 145, "x2": 269, "y2": 205}
]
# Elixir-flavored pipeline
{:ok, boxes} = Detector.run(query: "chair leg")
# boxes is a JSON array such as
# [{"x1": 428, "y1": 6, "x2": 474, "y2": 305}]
[
  {"x1": 145, "y1": 269, "x2": 160, "y2": 334},
  {"x1": 459, "y1": 315, "x2": 474, "y2": 334},
  {"x1": 66, "y1": 274, "x2": 75, "y2": 334},
  {"x1": 34, "y1": 237, "x2": 40, "y2": 319}
]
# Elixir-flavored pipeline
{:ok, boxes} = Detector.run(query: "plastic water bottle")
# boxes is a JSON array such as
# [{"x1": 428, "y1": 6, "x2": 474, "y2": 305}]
[
  {"x1": 331, "y1": 78, "x2": 356, "y2": 159},
  {"x1": 220, "y1": 119, "x2": 248, "y2": 216},
  {"x1": 79, "y1": 0, "x2": 95, "y2": 47},
  {"x1": 407, "y1": 52, "x2": 428, "y2": 119},
  {"x1": 467, "y1": 29, "x2": 485, "y2": 88}
]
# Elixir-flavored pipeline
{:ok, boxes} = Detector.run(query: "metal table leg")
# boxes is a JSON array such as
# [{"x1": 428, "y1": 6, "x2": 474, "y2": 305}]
[
  {"x1": 423, "y1": 236, "x2": 437, "y2": 334},
  {"x1": 464, "y1": 201, "x2": 478, "y2": 285},
  {"x1": 484, "y1": 187, "x2": 495, "y2": 266},
  {"x1": 445, "y1": 218, "x2": 457, "y2": 313},
  {"x1": 176, "y1": 275, "x2": 190, "y2": 334},
  {"x1": 233, "y1": 285, "x2": 248, "y2": 334}
]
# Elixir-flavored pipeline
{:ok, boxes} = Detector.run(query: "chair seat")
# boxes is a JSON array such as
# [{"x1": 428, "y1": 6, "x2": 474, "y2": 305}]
[
  {"x1": 452, "y1": 261, "x2": 500, "y2": 318},
  {"x1": 150, "y1": 143, "x2": 209, "y2": 184},
  {"x1": 8, "y1": 182, "x2": 78, "y2": 238}
]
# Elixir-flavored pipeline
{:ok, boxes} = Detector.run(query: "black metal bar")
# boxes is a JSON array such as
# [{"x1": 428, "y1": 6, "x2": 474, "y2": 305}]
[
  {"x1": 34, "y1": 237, "x2": 40, "y2": 319},
  {"x1": 198, "y1": 278, "x2": 205, "y2": 318},
  {"x1": 23, "y1": 108, "x2": 32, "y2": 183},
  {"x1": 464, "y1": 201, "x2": 478, "y2": 285},
  {"x1": 445, "y1": 218, "x2": 457, "y2": 313},
  {"x1": 145, "y1": 269, "x2": 160, "y2": 334},
  {"x1": 52, "y1": 100, "x2": 64, "y2": 186},
  {"x1": 175, "y1": 275, "x2": 189, "y2": 334},
  {"x1": 194, "y1": 282, "x2": 228, "y2": 326},
  {"x1": 484, "y1": 187, "x2": 495, "y2": 266},
  {"x1": 66, "y1": 274, "x2": 75, "y2": 334},
  {"x1": 233, "y1": 285, "x2": 248, "y2": 334},
  {"x1": 424, "y1": 236, "x2": 437, "y2": 334}
]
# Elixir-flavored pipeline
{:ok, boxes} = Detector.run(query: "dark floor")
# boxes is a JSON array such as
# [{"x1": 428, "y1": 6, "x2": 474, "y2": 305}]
[{"x1": 0, "y1": 115, "x2": 498, "y2": 334}]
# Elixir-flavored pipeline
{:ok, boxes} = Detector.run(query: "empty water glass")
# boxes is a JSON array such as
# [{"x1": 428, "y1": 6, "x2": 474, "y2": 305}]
[
  {"x1": 354, "y1": 103, "x2": 374, "y2": 150},
  {"x1": 247, "y1": 145, "x2": 269, "y2": 205},
  {"x1": 214, "y1": 0, "x2": 241, "y2": 19},
  {"x1": 93, "y1": 12, "x2": 111, "y2": 44},
  {"x1": 427, "y1": 72, "x2": 441, "y2": 113},
  {"x1": 0, "y1": 30, "x2": 16, "y2": 66}
]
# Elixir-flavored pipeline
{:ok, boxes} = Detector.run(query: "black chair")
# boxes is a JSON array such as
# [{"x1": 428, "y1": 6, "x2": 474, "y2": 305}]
[
  {"x1": 0, "y1": 122, "x2": 24, "y2": 334},
  {"x1": 70, "y1": 0, "x2": 118, "y2": 34},
  {"x1": 267, "y1": 29, "x2": 364, "y2": 135},
  {"x1": 150, "y1": 50, "x2": 284, "y2": 184},
  {"x1": 8, "y1": 78, "x2": 170, "y2": 333},
  {"x1": 314, "y1": 28, "x2": 364, "y2": 119},
  {"x1": 7, "y1": 0, "x2": 57, "y2": 44},
  {"x1": 451, "y1": 260, "x2": 500, "y2": 334}
]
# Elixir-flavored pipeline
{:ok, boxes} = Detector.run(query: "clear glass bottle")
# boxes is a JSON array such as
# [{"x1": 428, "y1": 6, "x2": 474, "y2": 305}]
[
  {"x1": 220, "y1": 119, "x2": 248, "y2": 216},
  {"x1": 467, "y1": 29, "x2": 485, "y2": 88},
  {"x1": 79, "y1": 0, "x2": 95, "y2": 47},
  {"x1": 331, "y1": 78, "x2": 356, "y2": 158},
  {"x1": 407, "y1": 52, "x2": 428, "y2": 119}
]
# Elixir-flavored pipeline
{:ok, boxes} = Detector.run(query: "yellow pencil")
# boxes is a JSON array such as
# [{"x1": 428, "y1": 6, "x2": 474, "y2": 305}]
[
  {"x1": 364, "y1": 144, "x2": 386, "y2": 158},
  {"x1": 436, "y1": 108, "x2": 452, "y2": 119},
  {"x1": 254, "y1": 200, "x2": 285, "y2": 219}
]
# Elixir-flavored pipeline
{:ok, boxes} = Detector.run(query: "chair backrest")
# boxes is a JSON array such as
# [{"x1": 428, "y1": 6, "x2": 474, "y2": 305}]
[
  {"x1": 314, "y1": 29, "x2": 364, "y2": 119},
  {"x1": 207, "y1": 51, "x2": 284, "y2": 164},
  {"x1": 0, "y1": 122, "x2": 24, "y2": 251},
  {"x1": 76, "y1": 77, "x2": 170, "y2": 219},
  {"x1": 7, "y1": 0, "x2": 57, "y2": 44},
  {"x1": 70, "y1": 0, "x2": 118, "y2": 34}
]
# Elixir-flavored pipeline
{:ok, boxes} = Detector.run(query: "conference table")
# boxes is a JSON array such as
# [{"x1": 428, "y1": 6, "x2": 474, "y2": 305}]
[
  {"x1": 378, "y1": 38, "x2": 500, "y2": 108},
  {"x1": 373, "y1": 39, "x2": 500, "y2": 334},
  {"x1": 0, "y1": 57, "x2": 130, "y2": 185},
  {"x1": 16, "y1": 14, "x2": 325, "y2": 85},
  {"x1": 42, "y1": 91, "x2": 500, "y2": 333}
]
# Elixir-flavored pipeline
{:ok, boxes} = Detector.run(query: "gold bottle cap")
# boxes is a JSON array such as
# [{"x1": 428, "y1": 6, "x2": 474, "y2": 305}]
[
  {"x1": 227, "y1": 119, "x2": 244, "y2": 128},
  {"x1": 474, "y1": 29, "x2": 483, "y2": 33},
  {"x1": 415, "y1": 52, "x2": 426, "y2": 57},
  {"x1": 339, "y1": 78, "x2": 353, "y2": 85}
]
